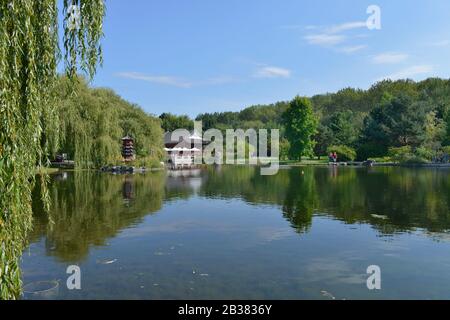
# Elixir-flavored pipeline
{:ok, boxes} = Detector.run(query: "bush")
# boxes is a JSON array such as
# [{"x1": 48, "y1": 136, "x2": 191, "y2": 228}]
[
  {"x1": 402, "y1": 156, "x2": 429, "y2": 165},
  {"x1": 388, "y1": 146, "x2": 431, "y2": 164},
  {"x1": 356, "y1": 143, "x2": 388, "y2": 161},
  {"x1": 368, "y1": 156, "x2": 392, "y2": 163},
  {"x1": 414, "y1": 147, "x2": 433, "y2": 161},
  {"x1": 388, "y1": 146, "x2": 412, "y2": 162},
  {"x1": 280, "y1": 139, "x2": 291, "y2": 161},
  {"x1": 327, "y1": 145, "x2": 356, "y2": 161},
  {"x1": 133, "y1": 156, "x2": 163, "y2": 169}
]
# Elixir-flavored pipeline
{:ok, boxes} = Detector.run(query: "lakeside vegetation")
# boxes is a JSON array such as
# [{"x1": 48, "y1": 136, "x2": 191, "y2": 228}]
[
  {"x1": 54, "y1": 77, "x2": 164, "y2": 169},
  {"x1": 46, "y1": 77, "x2": 450, "y2": 168},
  {"x1": 187, "y1": 78, "x2": 450, "y2": 163}
]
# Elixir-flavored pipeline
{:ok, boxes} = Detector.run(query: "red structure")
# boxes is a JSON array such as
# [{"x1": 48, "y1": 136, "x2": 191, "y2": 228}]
[{"x1": 122, "y1": 136, "x2": 135, "y2": 162}]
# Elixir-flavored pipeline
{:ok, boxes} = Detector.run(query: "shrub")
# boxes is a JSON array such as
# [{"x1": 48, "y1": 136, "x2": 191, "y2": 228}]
[
  {"x1": 327, "y1": 145, "x2": 356, "y2": 161},
  {"x1": 134, "y1": 156, "x2": 163, "y2": 169},
  {"x1": 388, "y1": 146, "x2": 431, "y2": 164},
  {"x1": 356, "y1": 143, "x2": 387, "y2": 161},
  {"x1": 388, "y1": 146, "x2": 413, "y2": 162},
  {"x1": 368, "y1": 156, "x2": 392, "y2": 163},
  {"x1": 414, "y1": 147, "x2": 433, "y2": 161},
  {"x1": 280, "y1": 139, "x2": 291, "y2": 161},
  {"x1": 402, "y1": 156, "x2": 429, "y2": 165}
]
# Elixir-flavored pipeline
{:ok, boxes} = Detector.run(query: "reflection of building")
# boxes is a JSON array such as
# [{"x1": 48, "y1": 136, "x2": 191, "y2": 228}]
[
  {"x1": 165, "y1": 168, "x2": 204, "y2": 198},
  {"x1": 122, "y1": 175, "x2": 134, "y2": 205},
  {"x1": 122, "y1": 136, "x2": 135, "y2": 162},
  {"x1": 164, "y1": 131, "x2": 205, "y2": 168}
]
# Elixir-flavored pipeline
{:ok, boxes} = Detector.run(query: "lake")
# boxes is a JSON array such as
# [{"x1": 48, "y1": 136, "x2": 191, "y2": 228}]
[{"x1": 22, "y1": 166, "x2": 450, "y2": 299}]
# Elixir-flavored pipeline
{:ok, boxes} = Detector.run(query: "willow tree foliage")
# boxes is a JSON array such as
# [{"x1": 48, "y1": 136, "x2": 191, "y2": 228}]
[
  {"x1": 55, "y1": 76, "x2": 164, "y2": 168},
  {"x1": 0, "y1": 0, "x2": 105, "y2": 299}
]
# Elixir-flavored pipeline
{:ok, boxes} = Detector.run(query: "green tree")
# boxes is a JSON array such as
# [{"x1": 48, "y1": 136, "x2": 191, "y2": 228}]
[
  {"x1": 0, "y1": 0, "x2": 105, "y2": 299},
  {"x1": 313, "y1": 123, "x2": 333, "y2": 159},
  {"x1": 283, "y1": 96, "x2": 318, "y2": 160},
  {"x1": 358, "y1": 94, "x2": 429, "y2": 159},
  {"x1": 328, "y1": 110, "x2": 360, "y2": 147},
  {"x1": 445, "y1": 111, "x2": 450, "y2": 146},
  {"x1": 159, "y1": 113, "x2": 193, "y2": 132},
  {"x1": 55, "y1": 77, "x2": 164, "y2": 168},
  {"x1": 419, "y1": 111, "x2": 446, "y2": 153}
]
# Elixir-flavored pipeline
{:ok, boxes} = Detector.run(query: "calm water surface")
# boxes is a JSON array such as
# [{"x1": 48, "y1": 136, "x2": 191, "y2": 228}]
[{"x1": 22, "y1": 166, "x2": 450, "y2": 299}]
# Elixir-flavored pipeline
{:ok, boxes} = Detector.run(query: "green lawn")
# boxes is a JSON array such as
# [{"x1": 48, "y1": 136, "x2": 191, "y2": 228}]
[{"x1": 280, "y1": 158, "x2": 329, "y2": 165}]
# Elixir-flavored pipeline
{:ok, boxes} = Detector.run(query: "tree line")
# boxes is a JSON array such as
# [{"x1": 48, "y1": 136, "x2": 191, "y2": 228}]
[{"x1": 162, "y1": 78, "x2": 450, "y2": 162}]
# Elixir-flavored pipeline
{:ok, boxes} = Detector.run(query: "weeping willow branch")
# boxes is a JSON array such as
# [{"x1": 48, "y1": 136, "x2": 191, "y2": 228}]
[{"x1": 0, "y1": 0, "x2": 105, "y2": 300}]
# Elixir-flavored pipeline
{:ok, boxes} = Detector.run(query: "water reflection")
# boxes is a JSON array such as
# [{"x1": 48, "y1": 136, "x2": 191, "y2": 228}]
[
  {"x1": 198, "y1": 166, "x2": 450, "y2": 234},
  {"x1": 30, "y1": 171, "x2": 166, "y2": 262},
  {"x1": 24, "y1": 166, "x2": 450, "y2": 299},
  {"x1": 30, "y1": 166, "x2": 450, "y2": 264}
]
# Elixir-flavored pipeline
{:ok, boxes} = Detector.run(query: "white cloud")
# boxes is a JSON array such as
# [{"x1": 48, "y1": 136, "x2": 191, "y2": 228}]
[
  {"x1": 117, "y1": 72, "x2": 192, "y2": 88},
  {"x1": 327, "y1": 21, "x2": 367, "y2": 34},
  {"x1": 304, "y1": 33, "x2": 346, "y2": 46},
  {"x1": 372, "y1": 52, "x2": 409, "y2": 64},
  {"x1": 378, "y1": 65, "x2": 434, "y2": 81},
  {"x1": 117, "y1": 73, "x2": 238, "y2": 88},
  {"x1": 339, "y1": 45, "x2": 368, "y2": 54},
  {"x1": 303, "y1": 21, "x2": 368, "y2": 49},
  {"x1": 254, "y1": 66, "x2": 291, "y2": 78}
]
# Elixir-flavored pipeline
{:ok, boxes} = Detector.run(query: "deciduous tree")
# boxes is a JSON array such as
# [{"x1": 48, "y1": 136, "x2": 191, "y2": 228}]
[{"x1": 283, "y1": 97, "x2": 318, "y2": 161}]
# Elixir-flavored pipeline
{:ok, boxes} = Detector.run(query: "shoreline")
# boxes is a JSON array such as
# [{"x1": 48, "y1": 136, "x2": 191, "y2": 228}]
[
  {"x1": 38, "y1": 162, "x2": 450, "y2": 175},
  {"x1": 281, "y1": 162, "x2": 450, "y2": 168}
]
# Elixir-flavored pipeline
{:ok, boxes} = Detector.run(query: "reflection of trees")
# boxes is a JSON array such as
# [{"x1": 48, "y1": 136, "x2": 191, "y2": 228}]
[
  {"x1": 358, "y1": 168, "x2": 450, "y2": 232},
  {"x1": 311, "y1": 167, "x2": 450, "y2": 234},
  {"x1": 198, "y1": 166, "x2": 316, "y2": 232},
  {"x1": 313, "y1": 168, "x2": 368, "y2": 223},
  {"x1": 30, "y1": 171, "x2": 165, "y2": 262},
  {"x1": 281, "y1": 169, "x2": 317, "y2": 233},
  {"x1": 30, "y1": 166, "x2": 450, "y2": 261},
  {"x1": 199, "y1": 166, "x2": 450, "y2": 235}
]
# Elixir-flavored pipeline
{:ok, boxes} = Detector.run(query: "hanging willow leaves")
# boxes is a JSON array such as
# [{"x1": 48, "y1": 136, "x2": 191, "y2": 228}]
[
  {"x1": 54, "y1": 76, "x2": 164, "y2": 169},
  {"x1": 0, "y1": 0, "x2": 105, "y2": 299}
]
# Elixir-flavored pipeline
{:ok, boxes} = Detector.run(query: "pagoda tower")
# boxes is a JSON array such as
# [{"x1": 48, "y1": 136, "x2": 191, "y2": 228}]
[{"x1": 122, "y1": 136, "x2": 135, "y2": 162}]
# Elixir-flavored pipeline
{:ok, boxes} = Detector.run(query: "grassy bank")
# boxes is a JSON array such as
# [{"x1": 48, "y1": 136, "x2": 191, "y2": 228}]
[{"x1": 280, "y1": 158, "x2": 329, "y2": 166}]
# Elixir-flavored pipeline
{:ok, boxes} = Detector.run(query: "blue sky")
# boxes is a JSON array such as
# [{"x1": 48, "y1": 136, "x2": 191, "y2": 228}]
[{"x1": 88, "y1": 0, "x2": 450, "y2": 117}]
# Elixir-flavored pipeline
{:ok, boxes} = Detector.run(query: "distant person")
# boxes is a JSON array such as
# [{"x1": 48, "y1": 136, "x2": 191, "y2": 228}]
[
  {"x1": 333, "y1": 152, "x2": 338, "y2": 163},
  {"x1": 329, "y1": 152, "x2": 334, "y2": 163}
]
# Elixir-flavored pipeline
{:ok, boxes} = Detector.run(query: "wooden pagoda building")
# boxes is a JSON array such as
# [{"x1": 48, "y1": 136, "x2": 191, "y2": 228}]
[{"x1": 122, "y1": 136, "x2": 135, "y2": 162}]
